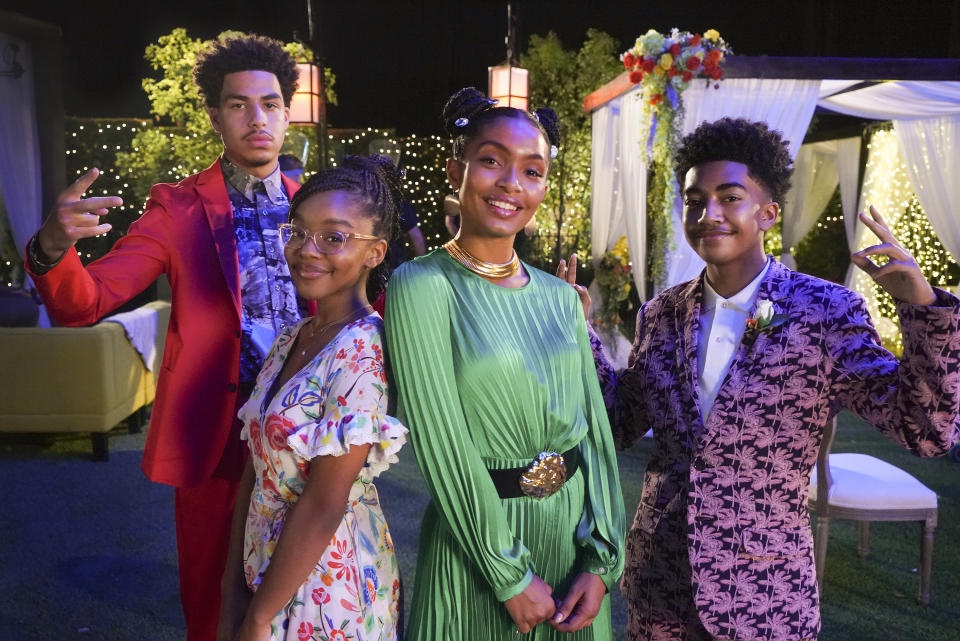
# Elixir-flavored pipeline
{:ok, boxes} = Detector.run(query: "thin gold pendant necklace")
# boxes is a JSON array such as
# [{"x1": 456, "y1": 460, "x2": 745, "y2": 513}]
[
  {"x1": 443, "y1": 238, "x2": 520, "y2": 279},
  {"x1": 299, "y1": 308, "x2": 370, "y2": 357}
]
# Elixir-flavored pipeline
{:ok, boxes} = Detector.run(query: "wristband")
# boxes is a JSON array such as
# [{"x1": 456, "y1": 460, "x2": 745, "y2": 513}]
[{"x1": 28, "y1": 236, "x2": 66, "y2": 271}]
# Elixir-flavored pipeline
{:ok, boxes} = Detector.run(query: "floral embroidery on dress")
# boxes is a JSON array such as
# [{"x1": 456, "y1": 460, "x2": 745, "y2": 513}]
[{"x1": 237, "y1": 314, "x2": 407, "y2": 641}]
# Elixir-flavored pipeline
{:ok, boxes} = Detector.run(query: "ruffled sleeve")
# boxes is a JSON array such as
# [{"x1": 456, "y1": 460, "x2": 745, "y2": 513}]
[{"x1": 285, "y1": 317, "x2": 407, "y2": 479}]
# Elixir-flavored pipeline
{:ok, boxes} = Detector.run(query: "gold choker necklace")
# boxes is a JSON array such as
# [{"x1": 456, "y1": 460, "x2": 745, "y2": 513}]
[{"x1": 443, "y1": 239, "x2": 520, "y2": 279}]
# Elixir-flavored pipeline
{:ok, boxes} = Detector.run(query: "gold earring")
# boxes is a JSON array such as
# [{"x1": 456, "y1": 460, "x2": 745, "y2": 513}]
[{"x1": 443, "y1": 193, "x2": 461, "y2": 217}]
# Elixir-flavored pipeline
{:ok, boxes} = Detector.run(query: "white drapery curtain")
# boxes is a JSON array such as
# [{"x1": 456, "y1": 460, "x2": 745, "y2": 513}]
[
  {"x1": 781, "y1": 141, "x2": 839, "y2": 269},
  {"x1": 819, "y1": 81, "x2": 960, "y2": 119},
  {"x1": 589, "y1": 88, "x2": 649, "y2": 300},
  {"x1": 816, "y1": 81, "x2": 960, "y2": 274},
  {"x1": 836, "y1": 137, "x2": 862, "y2": 256},
  {"x1": 778, "y1": 137, "x2": 860, "y2": 270},
  {"x1": 893, "y1": 115, "x2": 960, "y2": 265},
  {"x1": 0, "y1": 34, "x2": 43, "y2": 256},
  {"x1": 590, "y1": 102, "x2": 621, "y2": 266},
  {"x1": 845, "y1": 130, "x2": 915, "y2": 346},
  {"x1": 664, "y1": 78, "x2": 822, "y2": 288},
  {"x1": 821, "y1": 86, "x2": 960, "y2": 338}
]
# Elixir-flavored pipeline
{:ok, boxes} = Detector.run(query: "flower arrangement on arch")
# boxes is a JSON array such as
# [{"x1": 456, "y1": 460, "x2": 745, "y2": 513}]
[
  {"x1": 621, "y1": 28, "x2": 731, "y2": 103},
  {"x1": 619, "y1": 28, "x2": 732, "y2": 287},
  {"x1": 594, "y1": 236, "x2": 633, "y2": 329}
]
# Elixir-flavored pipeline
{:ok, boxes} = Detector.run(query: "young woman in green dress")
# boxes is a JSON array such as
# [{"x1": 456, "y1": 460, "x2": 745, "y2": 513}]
[{"x1": 385, "y1": 87, "x2": 626, "y2": 640}]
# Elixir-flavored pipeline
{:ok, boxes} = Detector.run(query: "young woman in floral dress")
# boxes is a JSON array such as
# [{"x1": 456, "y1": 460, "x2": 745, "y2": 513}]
[{"x1": 218, "y1": 155, "x2": 407, "y2": 641}]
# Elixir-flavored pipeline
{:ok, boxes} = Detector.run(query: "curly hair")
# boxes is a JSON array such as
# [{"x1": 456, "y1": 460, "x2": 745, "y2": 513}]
[
  {"x1": 441, "y1": 87, "x2": 561, "y2": 162},
  {"x1": 194, "y1": 34, "x2": 299, "y2": 108},
  {"x1": 674, "y1": 118, "x2": 793, "y2": 203},
  {"x1": 287, "y1": 155, "x2": 403, "y2": 301}
]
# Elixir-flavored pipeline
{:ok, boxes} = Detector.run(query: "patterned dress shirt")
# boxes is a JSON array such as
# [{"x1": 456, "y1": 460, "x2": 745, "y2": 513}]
[{"x1": 221, "y1": 157, "x2": 302, "y2": 385}]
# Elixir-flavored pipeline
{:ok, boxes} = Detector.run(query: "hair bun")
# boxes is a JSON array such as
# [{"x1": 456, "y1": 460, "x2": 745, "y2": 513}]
[
  {"x1": 532, "y1": 108, "x2": 561, "y2": 148},
  {"x1": 343, "y1": 153, "x2": 402, "y2": 187},
  {"x1": 341, "y1": 154, "x2": 404, "y2": 220},
  {"x1": 441, "y1": 87, "x2": 498, "y2": 137}
]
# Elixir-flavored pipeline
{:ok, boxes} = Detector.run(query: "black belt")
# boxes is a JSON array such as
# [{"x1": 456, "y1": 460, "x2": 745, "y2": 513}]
[{"x1": 488, "y1": 447, "x2": 580, "y2": 499}]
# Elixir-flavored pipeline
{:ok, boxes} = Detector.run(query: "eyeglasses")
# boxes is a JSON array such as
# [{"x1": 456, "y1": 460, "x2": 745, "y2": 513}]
[{"x1": 278, "y1": 223, "x2": 381, "y2": 254}]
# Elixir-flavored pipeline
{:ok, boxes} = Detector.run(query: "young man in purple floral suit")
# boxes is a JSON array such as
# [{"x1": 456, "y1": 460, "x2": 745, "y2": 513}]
[{"x1": 561, "y1": 117, "x2": 960, "y2": 641}]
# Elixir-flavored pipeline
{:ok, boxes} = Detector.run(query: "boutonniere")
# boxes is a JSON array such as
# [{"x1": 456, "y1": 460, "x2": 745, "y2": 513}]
[{"x1": 745, "y1": 299, "x2": 787, "y2": 333}]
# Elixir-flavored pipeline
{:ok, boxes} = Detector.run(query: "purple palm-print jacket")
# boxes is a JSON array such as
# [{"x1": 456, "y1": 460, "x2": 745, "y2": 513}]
[{"x1": 592, "y1": 259, "x2": 960, "y2": 641}]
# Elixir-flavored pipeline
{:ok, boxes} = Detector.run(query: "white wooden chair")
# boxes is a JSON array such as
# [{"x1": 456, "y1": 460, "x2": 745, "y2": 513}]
[{"x1": 808, "y1": 417, "x2": 938, "y2": 604}]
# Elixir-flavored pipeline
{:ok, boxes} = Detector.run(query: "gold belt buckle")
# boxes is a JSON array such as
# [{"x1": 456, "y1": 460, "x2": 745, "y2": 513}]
[{"x1": 519, "y1": 451, "x2": 567, "y2": 499}]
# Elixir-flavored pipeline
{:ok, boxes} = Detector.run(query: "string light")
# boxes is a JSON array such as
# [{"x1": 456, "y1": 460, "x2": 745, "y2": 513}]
[
  {"x1": 47, "y1": 119, "x2": 458, "y2": 273},
  {"x1": 326, "y1": 127, "x2": 452, "y2": 251},
  {"x1": 851, "y1": 128, "x2": 958, "y2": 354}
]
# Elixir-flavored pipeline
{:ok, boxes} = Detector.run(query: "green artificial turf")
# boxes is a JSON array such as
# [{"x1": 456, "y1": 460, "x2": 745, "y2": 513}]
[
  {"x1": 608, "y1": 411, "x2": 960, "y2": 641},
  {"x1": 1, "y1": 410, "x2": 955, "y2": 641}
]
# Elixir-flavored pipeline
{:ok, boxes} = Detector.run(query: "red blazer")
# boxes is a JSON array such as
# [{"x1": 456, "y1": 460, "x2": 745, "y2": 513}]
[{"x1": 27, "y1": 159, "x2": 302, "y2": 487}]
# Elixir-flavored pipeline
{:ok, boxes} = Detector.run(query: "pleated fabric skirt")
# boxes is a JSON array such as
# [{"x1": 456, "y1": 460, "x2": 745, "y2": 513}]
[{"x1": 405, "y1": 468, "x2": 613, "y2": 640}]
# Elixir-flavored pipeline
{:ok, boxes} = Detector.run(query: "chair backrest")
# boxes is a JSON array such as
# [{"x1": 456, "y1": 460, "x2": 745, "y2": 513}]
[{"x1": 816, "y1": 416, "x2": 838, "y2": 513}]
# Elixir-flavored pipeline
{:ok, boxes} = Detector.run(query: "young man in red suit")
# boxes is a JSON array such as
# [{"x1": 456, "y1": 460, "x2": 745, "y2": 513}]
[
  {"x1": 563, "y1": 118, "x2": 959, "y2": 640},
  {"x1": 26, "y1": 34, "x2": 306, "y2": 641}
]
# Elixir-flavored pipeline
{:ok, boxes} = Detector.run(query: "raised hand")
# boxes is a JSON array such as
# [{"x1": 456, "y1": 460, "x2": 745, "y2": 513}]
[
  {"x1": 556, "y1": 253, "x2": 592, "y2": 322},
  {"x1": 850, "y1": 205, "x2": 936, "y2": 306},
  {"x1": 504, "y1": 574, "x2": 555, "y2": 634},
  {"x1": 550, "y1": 572, "x2": 606, "y2": 633},
  {"x1": 35, "y1": 167, "x2": 122, "y2": 261}
]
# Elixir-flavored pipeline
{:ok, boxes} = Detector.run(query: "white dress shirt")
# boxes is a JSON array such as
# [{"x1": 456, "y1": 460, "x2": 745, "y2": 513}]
[{"x1": 696, "y1": 260, "x2": 771, "y2": 417}]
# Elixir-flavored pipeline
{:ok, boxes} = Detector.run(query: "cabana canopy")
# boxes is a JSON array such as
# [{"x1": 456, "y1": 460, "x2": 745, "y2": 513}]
[{"x1": 583, "y1": 56, "x2": 960, "y2": 302}]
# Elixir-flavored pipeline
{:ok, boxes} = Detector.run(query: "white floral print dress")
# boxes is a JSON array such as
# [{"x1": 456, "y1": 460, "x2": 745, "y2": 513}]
[{"x1": 238, "y1": 313, "x2": 406, "y2": 641}]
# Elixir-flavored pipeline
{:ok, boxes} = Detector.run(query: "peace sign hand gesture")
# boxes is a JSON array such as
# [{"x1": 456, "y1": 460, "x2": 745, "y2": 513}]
[
  {"x1": 557, "y1": 253, "x2": 592, "y2": 322},
  {"x1": 35, "y1": 167, "x2": 122, "y2": 262},
  {"x1": 850, "y1": 205, "x2": 936, "y2": 306}
]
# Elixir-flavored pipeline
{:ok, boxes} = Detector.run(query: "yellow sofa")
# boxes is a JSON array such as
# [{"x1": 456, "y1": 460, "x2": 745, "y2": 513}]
[{"x1": 0, "y1": 300, "x2": 170, "y2": 460}]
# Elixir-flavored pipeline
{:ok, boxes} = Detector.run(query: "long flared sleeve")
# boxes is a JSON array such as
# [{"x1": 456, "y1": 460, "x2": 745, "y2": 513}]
[
  {"x1": 573, "y1": 306, "x2": 627, "y2": 590},
  {"x1": 384, "y1": 263, "x2": 534, "y2": 601},
  {"x1": 829, "y1": 287, "x2": 960, "y2": 456}
]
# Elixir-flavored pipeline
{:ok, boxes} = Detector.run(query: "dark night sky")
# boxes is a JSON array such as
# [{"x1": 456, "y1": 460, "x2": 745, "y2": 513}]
[{"x1": 4, "y1": 0, "x2": 959, "y2": 134}]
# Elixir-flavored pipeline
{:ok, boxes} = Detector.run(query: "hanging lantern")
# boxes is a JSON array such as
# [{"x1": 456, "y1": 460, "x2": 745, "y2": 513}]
[
  {"x1": 290, "y1": 62, "x2": 321, "y2": 125},
  {"x1": 488, "y1": 64, "x2": 528, "y2": 110}
]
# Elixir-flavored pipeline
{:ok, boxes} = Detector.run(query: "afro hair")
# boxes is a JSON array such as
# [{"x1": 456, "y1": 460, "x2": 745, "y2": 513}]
[
  {"x1": 193, "y1": 34, "x2": 299, "y2": 109},
  {"x1": 674, "y1": 118, "x2": 793, "y2": 203}
]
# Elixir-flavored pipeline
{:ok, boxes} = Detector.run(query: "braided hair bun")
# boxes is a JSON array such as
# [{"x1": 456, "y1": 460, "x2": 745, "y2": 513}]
[
  {"x1": 530, "y1": 107, "x2": 561, "y2": 150},
  {"x1": 339, "y1": 154, "x2": 405, "y2": 230},
  {"x1": 442, "y1": 87, "x2": 562, "y2": 161},
  {"x1": 287, "y1": 154, "x2": 404, "y2": 300},
  {"x1": 441, "y1": 87, "x2": 499, "y2": 138}
]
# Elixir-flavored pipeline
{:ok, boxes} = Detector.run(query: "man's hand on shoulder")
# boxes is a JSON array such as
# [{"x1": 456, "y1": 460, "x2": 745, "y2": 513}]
[
  {"x1": 36, "y1": 167, "x2": 122, "y2": 262},
  {"x1": 851, "y1": 205, "x2": 936, "y2": 306}
]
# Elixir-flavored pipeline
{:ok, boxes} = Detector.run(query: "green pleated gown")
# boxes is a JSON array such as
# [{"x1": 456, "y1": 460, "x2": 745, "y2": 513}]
[{"x1": 385, "y1": 249, "x2": 626, "y2": 640}]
